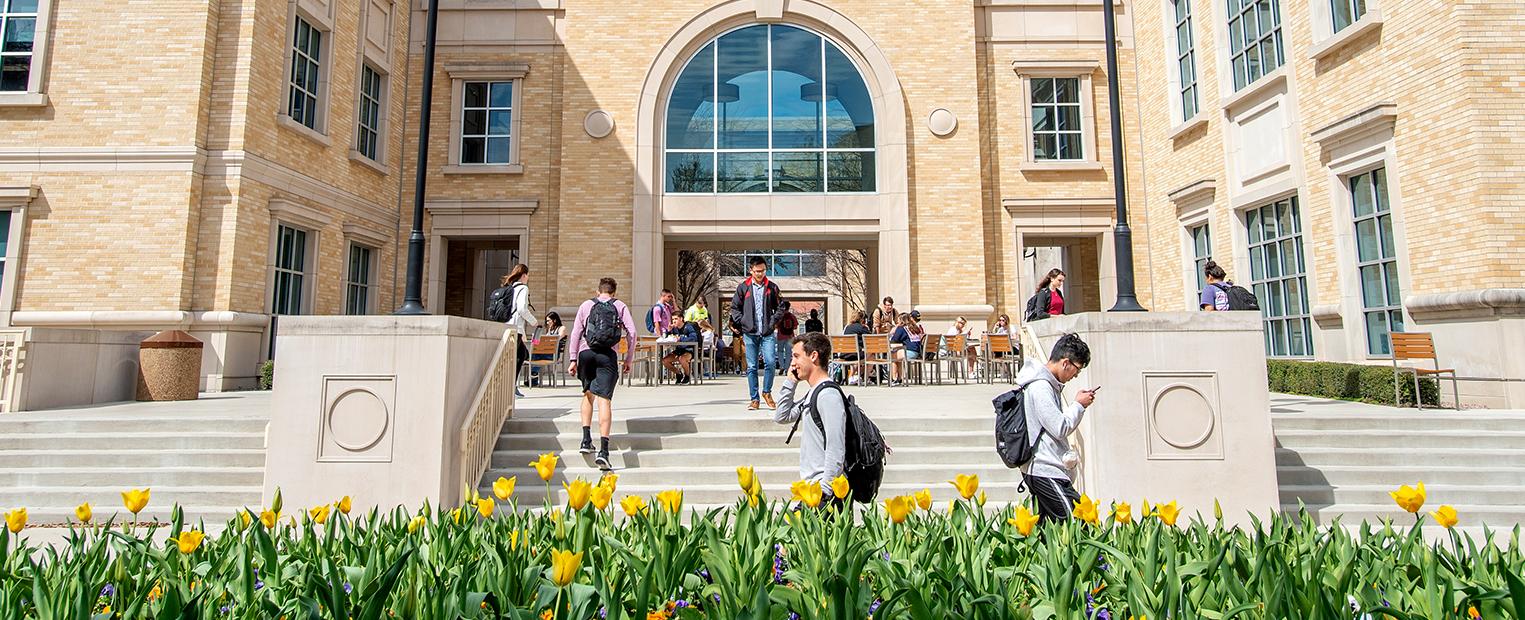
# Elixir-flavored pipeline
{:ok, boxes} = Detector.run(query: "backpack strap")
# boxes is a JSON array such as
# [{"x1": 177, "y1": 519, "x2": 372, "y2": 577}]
[{"x1": 785, "y1": 380, "x2": 839, "y2": 444}]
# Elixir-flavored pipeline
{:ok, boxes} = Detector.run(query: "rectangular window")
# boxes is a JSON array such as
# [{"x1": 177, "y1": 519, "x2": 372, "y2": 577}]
[
  {"x1": 272, "y1": 225, "x2": 309, "y2": 316},
  {"x1": 356, "y1": 65, "x2": 383, "y2": 161},
  {"x1": 0, "y1": 0, "x2": 38, "y2": 92},
  {"x1": 1226, "y1": 0, "x2": 1284, "y2": 91},
  {"x1": 0, "y1": 210, "x2": 10, "y2": 283},
  {"x1": 345, "y1": 244, "x2": 373, "y2": 315},
  {"x1": 1030, "y1": 77, "x2": 1084, "y2": 161},
  {"x1": 461, "y1": 81, "x2": 513, "y2": 164},
  {"x1": 1350, "y1": 168, "x2": 1402, "y2": 356},
  {"x1": 288, "y1": 16, "x2": 323, "y2": 129},
  {"x1": 1331, "y1": 0, "x2": 1367, "y2": 33},
  {"x1": 1174, "y1": 0, "x2": 1199, "y2": 120},
  {"x1": 1190, "y1": 223, "x2": 1211, "y2": 296},
  {"x1": 723, "y1": 250, "x2": 827, "y2": 278},
  {"x1": 1246, "y1": 197, "x2": 1312, "y2": 357}
]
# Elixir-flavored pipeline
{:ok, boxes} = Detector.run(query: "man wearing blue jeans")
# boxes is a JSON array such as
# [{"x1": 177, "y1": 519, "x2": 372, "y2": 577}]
[{"x1": 729, "y1": 256, "x2": 783, "y2": 410}]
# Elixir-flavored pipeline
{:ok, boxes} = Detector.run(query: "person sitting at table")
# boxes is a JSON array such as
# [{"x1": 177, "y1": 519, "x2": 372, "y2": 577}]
[
  {"x1": 699, "y1": 319, "x2": 718, "y2": 379},
  {"x1": 841, "y1": 310, "x2": 872, "y2": 385},
  {"x1": 660, "y1": 314, "x2": 702, "y2": 384},
  {"x1": 889, "y1": 312, "x2": 924, "y2": 385},
  {"x1": 944, "y1": 316, "x2": 980, "y2": 377}
]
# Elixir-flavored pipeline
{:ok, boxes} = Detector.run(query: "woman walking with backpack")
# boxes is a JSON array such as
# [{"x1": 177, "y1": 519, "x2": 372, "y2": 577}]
[
  {"x1": 1023, "y1": 269, "x2": 1066, "y2": 322},
  {"x1": 496, "y1": 264, "x2": 539, "y2": 396}
]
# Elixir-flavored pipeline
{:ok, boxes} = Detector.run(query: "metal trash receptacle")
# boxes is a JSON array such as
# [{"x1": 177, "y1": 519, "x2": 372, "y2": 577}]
[{"x1": 136, "y1": 330, "x2": 203, "y2": 401}]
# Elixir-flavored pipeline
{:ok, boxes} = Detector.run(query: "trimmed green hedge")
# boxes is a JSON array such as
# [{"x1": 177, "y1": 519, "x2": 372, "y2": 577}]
[
  {"x1": 258, "y1": 360, "x2": 274, "y2": 390},
  {"x1": 1267, "y1": 359, "x2": 1439, "y2": 406}
]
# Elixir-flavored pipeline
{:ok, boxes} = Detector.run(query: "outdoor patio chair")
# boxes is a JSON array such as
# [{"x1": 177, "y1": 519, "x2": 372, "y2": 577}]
[
  {"x1": 520, "y1": 334, "x2": 564, "y2": 388},
  {"x1": 941, "y1": 334, "x2": 970, "y2": 384},
  {"x1": 829, "y1": 335, "x2": 863, "y2": 384},
  {"x1": 907, "y1": 333, "x2": 943, "y2": 385},
  {"x1": 860, "y1": 334, "x2": 897, "y2": 387},
  {"x1": 980, "y1": 334, "x2": 1022, "y2": 384},
  {"x1": 1390, "y1": 332, "x2": 1461, "y2": 409}
]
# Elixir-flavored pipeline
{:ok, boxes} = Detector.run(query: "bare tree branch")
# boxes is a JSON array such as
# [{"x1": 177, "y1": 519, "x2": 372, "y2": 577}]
[{"x1": 675, "y1": 250, "x2": 722, "y2": 308}]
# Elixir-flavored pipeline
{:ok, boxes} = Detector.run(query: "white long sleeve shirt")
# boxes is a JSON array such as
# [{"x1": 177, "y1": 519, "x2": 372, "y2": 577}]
[
  {"x1": 773, "y1": 376, "x2": 848, "y2": 495},
  {"x1": 1015, "y1": 360, "x2": 1088, "y2": 481}
]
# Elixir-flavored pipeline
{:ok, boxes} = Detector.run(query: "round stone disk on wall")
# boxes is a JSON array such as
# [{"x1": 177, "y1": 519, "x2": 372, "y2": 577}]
[
  {"x1": 927, "y1": 108, "x2": 958, "y2": 137},
  {"x1": 584, "y1": 110, "x2": 615, "y2": 138}
]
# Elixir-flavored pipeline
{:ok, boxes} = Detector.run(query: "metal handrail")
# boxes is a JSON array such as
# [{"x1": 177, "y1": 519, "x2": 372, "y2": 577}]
[{"x1": 456, "y1": 329, "x2": 517, "y2": 501}]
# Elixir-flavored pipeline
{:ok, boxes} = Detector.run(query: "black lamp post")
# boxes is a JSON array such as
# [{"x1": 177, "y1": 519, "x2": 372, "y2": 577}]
[
  {"x1": 395, "y1": 0, "x2": 440, "y2": 315},
  {"x1": 1103, "y1": 0, "x2": 1146, "y2": 312}
]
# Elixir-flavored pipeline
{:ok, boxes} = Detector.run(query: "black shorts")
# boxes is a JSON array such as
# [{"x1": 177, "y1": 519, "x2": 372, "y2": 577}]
[
  {"x1": 665, "y1": 346, "x2": 694, "y2": 358},
  {"x1": 576, "y1": 347, "x2": 620, "y2": 399},
  {"x1": 1022, "y1": 473, "x2": 1081, "y2": 524}
]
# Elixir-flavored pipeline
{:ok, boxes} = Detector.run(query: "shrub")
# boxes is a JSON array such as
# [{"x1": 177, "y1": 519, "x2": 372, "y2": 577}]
[
  {"x1": 258, "y1": 360, "x2": 274, "y2": 390},
  {"x1": 1268, "y1": 359, "x2": 1439, "y2": 406}
]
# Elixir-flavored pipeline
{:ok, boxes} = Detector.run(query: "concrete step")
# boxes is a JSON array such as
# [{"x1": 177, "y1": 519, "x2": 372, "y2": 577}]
[
  {"x1": 18, "y1": 506, "x2": 256, "y2": 526},
  {"x1": 0, "y1": 417, "x2": 269, "y2": 435},
  {"x1": 501, "y1": 414, "x2": 994, "y2": 436},
  {"x1": 495, "y1": 430, "x2": 994, "y2": 452},
  {"x1": 1283, "y1": 503, "x2": 1525, "y2": 530},
  {"x1": 0, "y1": 467, "x2": 263, "y2": 488},
  {"x1": 1270, "y1": 413, "x2": 1525, "y2": 433},
  {"x1": 1275, "y1": 447, "x2": 1525, "y2": 468},
  {"x1": 1277, "y1": 465, "x2": 1525, "y2": 487},
  {"x1": 0, "y1": 432, "x2": 265, "y2": 451},
  {"x1": 1279, "y1": 484, "x2": 1525, "y2": 506},
  {"x1": 0, "y1": 449, "x2": 267, "y2": 468},
  {"x1": 1274, "y1": 429, "x2": 1525, "y2": 451},
  {"x1": 0, "y1": 486, "x2": 262, "y2": 510},
  {"x1": 491, "y1": 446, "x2": 1003, "y2": 470}
]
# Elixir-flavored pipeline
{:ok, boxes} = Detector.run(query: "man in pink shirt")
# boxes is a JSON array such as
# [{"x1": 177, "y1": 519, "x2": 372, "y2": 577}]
[{"x1": 567, "y1": 277, "x2": 639, "y2": 470}]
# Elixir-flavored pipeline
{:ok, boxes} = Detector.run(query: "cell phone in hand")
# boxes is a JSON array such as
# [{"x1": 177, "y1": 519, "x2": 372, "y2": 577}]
[{"x1": 1088, "y1": 385, "x2": 1102, "y2": 393}]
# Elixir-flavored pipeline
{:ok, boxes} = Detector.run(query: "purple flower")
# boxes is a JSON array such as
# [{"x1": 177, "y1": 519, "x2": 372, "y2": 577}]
[
  {"x1": 253, "y1": 580, "x2": 264, "y2": 591},
  {"x1": 869, "y1": 599, "x2": 882, "y2": 614},
  {"x1": 881, "y1": 551, "x2": 891, "y2": 560},
  {"x1": 220, "y1": 605, "x2": 231, "y2": 614},
  {"x1": 99, "y1": 584, "x2": 115, "y2": 597},
  {"x1": 676, "y1": 600, "x2": 690, "y2": 608},
  {"x1": 789, "y1": 613, "x2": 800, "y2": 620},
  {"x1": 1098, "y1": 609, "x2": 1112, "y2": 620},
  {"x1": 712, "y1": 594, "x2": 721, "y2": 603},
  {"x1": 599, "y1": 607, "x2": 607, "y2": 619},
  {"x1": 343, "y1": 582, "x2": 353, "y2": 594},
  {"x1": 699, "y1": 569, "x2": 712, "y2": 583}
]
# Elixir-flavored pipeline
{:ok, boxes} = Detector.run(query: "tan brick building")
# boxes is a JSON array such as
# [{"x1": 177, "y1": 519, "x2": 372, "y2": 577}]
[{"x1": 1, "y1": 0, "x2": 1521, "y2": 404}]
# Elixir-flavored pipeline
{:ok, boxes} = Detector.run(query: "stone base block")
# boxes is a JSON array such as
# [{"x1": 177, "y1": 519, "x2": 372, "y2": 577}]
[{"x1": 12, "y1": 328, "x2": 148, "y2": 411}]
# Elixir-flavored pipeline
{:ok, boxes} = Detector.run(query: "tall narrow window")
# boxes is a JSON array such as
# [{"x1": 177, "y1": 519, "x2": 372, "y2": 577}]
[
  {"x1": 0, "y1": 0, "x2": 37, "y2": 92},
  {"x1": 1247, "y1": 197, "x2": 1312, "y2": 357},
  {"x1": 288, "y1": 16, "x2": 323, "y2": 130},
  {"x1": 357, "y1": 65, "x2": 383, "y2": 161},
  {"x1": 0, "y1": 210, "x2": 10, "y2": 283},
  {"x1": 1331, "y1": 0, "x2": 1367, "y2": 33},
  {"x1": 1190, "y1": 223, "x2": 1211, "y2": 296},
  {"x1": 1173, "y1": 0, "x2": 1199, "y2": 120},
  {"x1": 346, "y1": 244, "x2": 373, "y2": 315},
  {"x1": 461, "y1": 81, "x2": 513, "y2": 165},
  {"x1": 1226, "y1": 0, "x2": 1284, "y2": 91},
  {"x1": 1351, "y1": 168, "x2": 1402, "y2": 355},
  {"x1": 272, "y1": 225, "x2": 309, "y2": 316},
  {"x1": 1031, "y1": 77, "x2": 1084, "y2": 161}
]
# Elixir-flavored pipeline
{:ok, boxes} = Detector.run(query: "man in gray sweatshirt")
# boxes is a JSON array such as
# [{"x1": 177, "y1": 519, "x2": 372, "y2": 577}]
[
  {"x1": 1013, "y1": 333, "x2": 1097, "y2": 523},
  {"x1": 774, "y1": 332, "x2": 847, "y2": 501}
]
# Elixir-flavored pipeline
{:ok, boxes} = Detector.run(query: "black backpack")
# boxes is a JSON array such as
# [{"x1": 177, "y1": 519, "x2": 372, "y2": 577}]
[
  {"x1": 994, "y1": 387, "x2": 1041, "y2": 469},
  {"x1": 584, "y1": 299, "x2": 624, "y2": 349},
  {"x1": 487, "y1": 283, "x2": 522, "y2": 323},
  {"x1": 787, "y1": 381, "x2": 886, "y2": 504},
  {"x1": 1213, "y1": 283, "x2": 1261, "y2": 311},
  {"x1": 1023, "y1": 290, "x2": 1051, "y2": 322}
]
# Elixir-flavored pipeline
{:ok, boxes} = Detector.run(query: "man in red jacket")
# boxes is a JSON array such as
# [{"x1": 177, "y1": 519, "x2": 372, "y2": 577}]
[{"x1": 728, "y1": 257, "x2": 783, "y2": 410}]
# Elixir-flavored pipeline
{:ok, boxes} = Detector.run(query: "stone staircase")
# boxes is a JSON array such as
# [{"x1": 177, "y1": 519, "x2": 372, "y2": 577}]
[
  {"x1": 0, "y1": 393, "x2": 269, "y2": 526},
  {"x1": 1272, "y1": 395, "x2": 1525, "y2": 536}
]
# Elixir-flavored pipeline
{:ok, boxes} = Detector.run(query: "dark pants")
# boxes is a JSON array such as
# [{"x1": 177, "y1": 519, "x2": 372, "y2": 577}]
[{"x1": 1022, "y1": 473, "x2": 1080, "y2": 524}]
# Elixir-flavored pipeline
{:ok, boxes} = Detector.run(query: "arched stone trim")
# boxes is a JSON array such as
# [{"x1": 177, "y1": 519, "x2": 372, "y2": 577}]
[{"x1": 631, "y1": 0, "x2": 911, "y2": 310}]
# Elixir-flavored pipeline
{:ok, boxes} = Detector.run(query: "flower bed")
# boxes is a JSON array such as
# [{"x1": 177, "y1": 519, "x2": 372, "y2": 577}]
[{"x1": 1, "y1": 473, "x2": 1520, "y2": 619}]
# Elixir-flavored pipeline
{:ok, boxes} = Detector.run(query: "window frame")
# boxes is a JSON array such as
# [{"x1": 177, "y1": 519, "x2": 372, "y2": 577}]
[
  {"x1": 1029, "y1": 77, "x2": 1087, "y2": 162},
  {"x1": 0, "y1": 0, "x2": 52, "y2": 106},
  {"x1": 1244, "y1": 196, "x2": 1313, "y2": 358},
  {"x1": 1013, "y1": 61, "x2": 1101, "y2": 170},
  {"x1": 1189, "y1": 222, "x2": 1212, "y2": 305},
  {"x1": 444, "y1": 63, "x2": 528, "y2": 175},
  {"x1": 1225, "y1": 0, "x2": 1285, "y2": 92},
  {"x1": 1167, "y1": 0, "x2": 1201, "y2": 125},
  {"x1": 459, "y1": 80, "x2": 515, "y2": 166},
  {"x1": 344, "y1": 243, "x2": 377, "y2": 316},
  {"x1": 0, "y1": 186, "x2": 34, "y2": 325},
  {"x1": 353, "y1": 62, "x2": 387, "y2": 164},
  {"x1": 278, "y1": 5, "x2": 334, "y2": 143},
  {"x1": 721, "y1": 249, "x2": 828, "y2": 278},
  {"x1": 270, "y1": 223, "x2": 315, "y2": 317},
  {"x1": 1347, "y1": 167, "x2": 1403, "y2": 357},
  {"x1": 1330, "y1": 0, "x2": 1367, "y2": 33}
]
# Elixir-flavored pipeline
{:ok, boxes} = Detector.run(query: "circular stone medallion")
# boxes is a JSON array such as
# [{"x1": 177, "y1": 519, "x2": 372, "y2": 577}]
[
  {"x1": 584, "y1": 110, "x2": 615, "y2": 138},
  {"x1": 327, "y1": 388, "x2": 389, "y2": 452},
  {"x1": 927, "y1": 108, "x2": 958, "y2": 136},
  {"x1": 1151, "y1": 384, "x2": 1215, "y2": 449}
]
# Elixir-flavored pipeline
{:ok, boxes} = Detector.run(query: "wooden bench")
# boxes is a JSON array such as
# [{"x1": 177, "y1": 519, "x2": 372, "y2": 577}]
[{"x1": 1390, "y1": 332, "x2": 1460, "y2": 409}]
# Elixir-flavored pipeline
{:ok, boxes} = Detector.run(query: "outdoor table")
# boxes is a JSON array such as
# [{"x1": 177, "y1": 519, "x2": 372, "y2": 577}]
[{"x1": 648, "y1": 340, "x2": 704, "y2": 385}]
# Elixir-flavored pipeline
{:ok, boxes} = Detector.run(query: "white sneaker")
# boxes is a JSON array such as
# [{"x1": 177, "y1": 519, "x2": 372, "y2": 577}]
[{"x1": 848, "y1": 376, "x2": 861, "y2": 385}]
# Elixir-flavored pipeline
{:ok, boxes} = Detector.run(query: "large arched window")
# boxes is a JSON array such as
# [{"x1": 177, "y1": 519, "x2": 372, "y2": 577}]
[{"x1": 665, "y1": 24, "x2": 876, "y2": 194}]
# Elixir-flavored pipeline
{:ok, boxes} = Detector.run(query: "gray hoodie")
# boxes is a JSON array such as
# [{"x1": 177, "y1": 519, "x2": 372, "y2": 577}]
[
  {"x1": 1014, "y1": 359, "x2": 1088, "y2": 481},
  {"x1": 774, "y1": 376, "x2": 847, "y2": 495}
]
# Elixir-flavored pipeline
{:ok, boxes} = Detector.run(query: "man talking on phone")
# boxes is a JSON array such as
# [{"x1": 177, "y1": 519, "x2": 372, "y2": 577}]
[{"x1": 1013, "y1": 333, "x2": 1097, "y2": 523}]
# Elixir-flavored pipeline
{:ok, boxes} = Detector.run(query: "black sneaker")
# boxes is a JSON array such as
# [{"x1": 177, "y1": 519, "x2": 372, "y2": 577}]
[
  {"x1": 594, "y1": 450, "x2": 611, "y2": 470},
  {"x1": 579, "y1": 437, "x2": 594, "y2": 454}
]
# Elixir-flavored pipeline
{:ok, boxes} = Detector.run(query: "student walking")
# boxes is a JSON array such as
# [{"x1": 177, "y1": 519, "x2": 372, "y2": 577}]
[
  {"x1": 773, "y1": 332, "x2": 847, "y2": 505},
  {"x1": 729, "y1": 257, "x2": 784, "y2": 410},
  {"x1": 1200, "y1": 260, "x2": 1232, "y2": 311},
  {"x1": 493, "y1": 264, "x2": 539, "y2": 397},
  {"x1": 1013, "y1": 333, "x2": 1098, "y2": 523},
  {"x1": 773, "y1": 300, "x2": 799, "y2": 375},
  {"x1": 567, "y1": 277, "x2": 639, "y2": 470},
  {"x1": 648, "y1": 289, "x2": 678, "y2": 335},
  {"x1": 1023, "y1": 269, "x2": 1066, "y2": 322}
]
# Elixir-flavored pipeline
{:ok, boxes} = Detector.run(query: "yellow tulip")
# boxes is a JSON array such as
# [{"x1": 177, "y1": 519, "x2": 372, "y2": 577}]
[
  {"x1": 1153, "y1": 501, "x2": 1180, "y2": 526},
  {"x1": 259, "y1": 509, "x2": 278, "y2": 529},
  {"x1": 175, "y1": 529, "x2": 205, "y2": 554},
  {"x1": 977, "y1": 491, "x2": 988, "y2": 507},
  {"x1": 549, "y1": 549, "x2": 583, "y2": 587},
  {"x1": 657, "y1": 489, "x2": 684, "y2": 513},
  {"x1": 564, "y1": 479, "x2": 593, "y2": 510},
  {"x1": 309, "y1": 504, "x2": 331, "y2": 525},
  {"x1": 1113, "y1": 502, "x2": 1133, "y2": 525},
  {"x1": 1390, "y1": 481, "x2": 1426, "y2": 514},
  {"x1": 239, "y1": 510, "x2": 252, "y2": 527},
  {"x1": 789, "y1": 479, "x2": 811, "y2": 502},
  {"x1": 831, "y1": 475, "x2": 851, "y2": 500},
  {"x1": 949, "y1": 474, "x2": 979, "y2": 500},
  {"x1": 509, "y1": 529, "x2": 520, "y2": 549},
  {"x1": 5, "y1": 508, "x2": 26, "y2": 533},
  {"x1": 914, "y1": 489, "x2": 932, "y2": 511},
  {"x1": 1431, "y1": 505, "x2": 1459, "y2": 529},
  {"x1": 1008, "y1": 506, "x2": 1040, "y2": 536},
  {"x1": 122, "y1": 488, "x2": 150, "y2": 515},
  {"x1": 797, "y1": 482, "x2": 824, "y2": 509},
  {"x1": 75, "y1": 502, "x2": 92, "y2": 524},
  {"x1": 620, "y1": 494, "x2": 648, "y2": 517},
  {"x1": 408, "y1": 515, "x2": 426, "y2": 533},
  {"x1": 1073, "y1": 494, "x2": 1100, "y2": 525},
  {"x1": 475, "y1": 497, "x2": 495, "y2": 518},
  {"x1": 746, "y1": 492, "x2": 760, "y2": 508},
  {"x1": 883, "y1": 495, "x2": 912, "y2": 524},
  {"x1": 530, "y1": 452, "x2": 559, "y2": 482},
  {"x1": 338, "y1": 496, "x2": 353, "y2": 515},
  {"x1": 451, "y1": 508, "x2": 462, "y2": 524},
  {"x1": 591, "y1": 485, "x2": 614, "y2": 511},
  {"x1": 598, "y1": 473, "x2": 619, "y2": 493},
  {"x1": 493, "y1": 476, "x2": 517, "y2": 501},
  {"x1": 737, "y1": 466, "x2": 758, "y2": 495}
]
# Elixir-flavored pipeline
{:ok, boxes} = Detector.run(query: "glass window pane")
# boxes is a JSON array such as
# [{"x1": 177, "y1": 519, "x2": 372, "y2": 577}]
[
  {"x1": 461, "y1": 137, "x2": 485, "y2": 164},
  {"x1": 716, "y1": 26, "x2": 769, "y2": 150},
  {"x1": 1268, "y1": 280, "x2": 1286, "y2": 316},
  {"x1": 665, "y1": 42, "x2": 714, "y2": 149},
  {"x1": 1389, "y1": 309, "x2": 1404, "y2": 336},
  {"x1": 1177, "y1": 23, "x2": 1192, "y2": 56},
  {"x1": 488, "y1": 110, "x2": 511, "y2": 136},
  {"x1": 1232, "y1": 56, "x2": 1247, "y2": 90},
  {"x1": 1058, "y1": 133, "x2": 1083, "y2": 160},
  {"x1": 1033, "y1": 134, "x2": 1057, "y2": 161},
  {"x1": 1372, "y1": 168, "x2": 1388, "y2": 211},
  {"x1": 1272, "y1": 320, "x2": 1288, "y2": 356},
  {"x1": 824, "y1": 43, "x2": 874, "y2": 149},
  {"x1": 1378, "y1": 214, "x2": 1396, "y2": 258},
  {"x1": 1285, "y1": 278, "x2": 1303, "y2": 315},
  {"x1": 486, "y1": 137, "x2": 510, "y2": 164},
  {"x1": 1176, "y1": 0, "x2": 1190, "y2": 21},
  {"x1": 1259, "y1": 37, "x2": 1278, "y2": 71},
  {"x1": 3, "y1": 55, "x2": 33, "y2": 91},
  {"x1": 717, "y1": 152, "x2": 769, "y2": 193},
  {"x1": 773, "y1": 254, "x2": 801, "y2": 276},
  {"x1": 1247, "y1": 209, "x2": 1262, "y2": 243},
  {"x1": 1228, "y1": 18, "x2": 1244, "y2": 54},
  {"x1": 1276, "y1": 200, "x2": 1294, "y2": 236},
  {"x1": 1280, "y1": 238, "x2": 1298, "y2": 275},
  {"x1": 770, "y1": 25, "x2": 823, "y2": 149},
  {"x1": 1359, "y1": 264, "x2": 1384, "y2": 308},
  {"x1": 489, "y1": 82, "x2": 513, "y2": 108},
  {"x1": 1055, "y1": 78, "x2": 1079, "y2": 103},
  {"x1": 463, "y1": 110, "x2": 486, "y2": 136},
  {"x1": 772, "y1": 151, "x2": 822, "y2": 192},
  {"x1": 665, "y1": 152, "x2": 714, "y2": 193},
  {"x1": 827, "y1": 151, "x2": 875, "y2": 192},
  {"x1": 3, "y1": 17, "x2": 34, "y2": 53},
  {"x1": 0, "y1": 211, "x2": 10, "y2": 256},
  {"x1": 1032, "y1": 106, "x2": 1054, "y2": 132},
  {"x1": 1250, "y1": 246, "x2": 1265, "y2": 280},
  {"x1": 1351, "y1": 173, "x2": 1374, "y2": 217},
  {"x1": 1264, "y1": 242, "x2": 1280, "y2": 278},
  {"x1": 1056, "y1": 105, "x2": 1081, "y2": 131},
  {"x1": 1261, "y1": 206, "x2": 1278, "y2": 241},
  {"x1": 1365, "y1": 311, "x2": 1389, "y2": 355},
  {"x1": 1032, "y1": 78, "x2": 1054, "y2": 104},
  {"x1": 1355, "y1": 219, "x2": 1379, "y2": 262},
  {"x1": 1383, "y1": 262, "x2": 1401, "y2": 306},
  {"x1": 1288, "y1": 318, "x2": 1307, "y2": 356},
  {"x1": 8, "y1": 0, "x2": 40, "y2": 11}
]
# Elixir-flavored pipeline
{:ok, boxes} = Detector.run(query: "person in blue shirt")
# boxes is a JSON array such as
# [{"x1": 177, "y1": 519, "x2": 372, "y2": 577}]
[
  {"x1": 660, "y1": 314, "x2": 702, "y2": 384},
  {"x1": 889, "y1": 313, "x2": 923, "y2": 385}
]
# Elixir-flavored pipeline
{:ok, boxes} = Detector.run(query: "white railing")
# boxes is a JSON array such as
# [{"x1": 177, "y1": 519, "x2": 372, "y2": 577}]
[
  {"x1": 456, "y1": 329, "x2": 518, "y2": 501},
  {"x1": 0, "y1": 330, "x2": 24, "y2": 413},
  {"x1": 1020, "y1": 323, "x2": 1046, "y2": 365}
]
